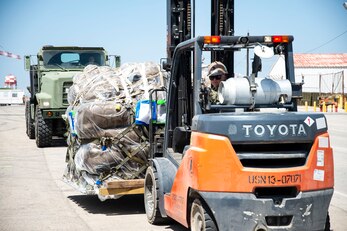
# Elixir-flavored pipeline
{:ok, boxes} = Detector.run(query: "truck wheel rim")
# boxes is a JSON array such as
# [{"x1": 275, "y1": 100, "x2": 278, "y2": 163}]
[{"x1": 191, "y1": 205, "x2": 204, "y2": 230}]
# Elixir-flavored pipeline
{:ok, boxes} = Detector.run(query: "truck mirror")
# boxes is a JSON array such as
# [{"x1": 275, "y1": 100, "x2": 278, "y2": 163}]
[
  {"x1": 161, "y1": 59, "x2": 171, "y2": 71},
  {"x1": 37, "y1": 54, "x2": 43, "y2": 61},
  {"x1": 24, "y1": 56, "x2": 31, "y2": 71},
  {"x1": 115, "y1": 56, "x2": 121, "y2": 68}
]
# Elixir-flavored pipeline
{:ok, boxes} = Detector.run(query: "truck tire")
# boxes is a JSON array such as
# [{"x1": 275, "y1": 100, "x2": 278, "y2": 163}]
[
  {"x1": 190, "y1": 199, "x2": 217, "y2": 231},
  {"x1": 144, "y1": 166, "x2": 167, "y2": 224},
  {"x1": 35, "y1": 108, "x2": 52, "y2": 147},
  {"x1": 25, "y1": 102, "x2": 35, "y2": 139}
]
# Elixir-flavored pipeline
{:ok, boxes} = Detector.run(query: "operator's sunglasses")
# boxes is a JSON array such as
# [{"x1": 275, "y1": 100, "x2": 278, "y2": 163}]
[{"x1": 209, "y1": 75, "x2": 222, "y2": 81}]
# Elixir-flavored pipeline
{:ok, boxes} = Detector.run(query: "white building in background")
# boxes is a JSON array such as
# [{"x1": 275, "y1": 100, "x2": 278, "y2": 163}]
[
  {"x1": 270, "y1": 53, "x2": 347, "y2": 94},
  {"x1": 0, "y1": 74, "x2": 25, "y2": 105},
  {"x1": 0, "y1": 89, "x2": 25, "y2": 105}
]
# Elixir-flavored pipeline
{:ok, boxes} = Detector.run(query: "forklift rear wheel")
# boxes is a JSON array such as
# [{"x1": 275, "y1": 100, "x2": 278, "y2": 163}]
[
  {"x1": 190, "y1": 199, "x2": 217, "y2": 231},
  {"x1": 144, "y1": 166, "x2": 167, "y2": 224}
]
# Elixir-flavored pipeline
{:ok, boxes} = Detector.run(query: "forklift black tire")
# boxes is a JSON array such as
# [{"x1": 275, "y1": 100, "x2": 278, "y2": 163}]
[
  {"x1": 35, "y1": 108, "x2": 52, "y2": 147},
  {"x1": 25, "y1": 102, "x2": 35, "y2": 139},
  {"x1": 324, "y1": 212, "x2": 330, "y2": 231},
  {"x1": 144, "y1": 166, "x2": 167, "y2": 225},
  {"x1": 190, "y1": 199, "x2": 217, "y2": 231}
]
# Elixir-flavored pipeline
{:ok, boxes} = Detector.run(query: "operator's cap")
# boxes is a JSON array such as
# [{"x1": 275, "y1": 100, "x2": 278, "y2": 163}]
[{"x1": 207, "y1": 61, "x2": 228, "y2": 77}]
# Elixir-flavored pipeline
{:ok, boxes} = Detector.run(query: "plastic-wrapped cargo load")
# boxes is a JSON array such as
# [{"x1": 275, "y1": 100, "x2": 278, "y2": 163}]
[
  {"x1": 74, "y1": 137, "x2": 148, "y2": 176},
  {"x1": 74, "y1": 101, "x2": 132, "y2": 139},
  {"x1": 63, "y1": 62, "x2": 166, "y2": 200}
]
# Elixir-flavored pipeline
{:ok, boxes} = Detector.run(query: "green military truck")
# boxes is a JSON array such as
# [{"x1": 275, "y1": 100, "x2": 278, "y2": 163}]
[{"x1": 24, "y1": 46, "x2": 120, "y2": 147}]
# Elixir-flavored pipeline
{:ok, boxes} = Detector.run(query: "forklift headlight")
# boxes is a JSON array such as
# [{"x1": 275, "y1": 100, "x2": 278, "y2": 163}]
[
  {"x1": 43, "y1": 101, "x2": 50, "y2": 107},
  {"x1": 264, "y1": 36, "x2": 272, "y2": 43},
  {"x1": 46, "y1": 111, "x2": 53, "y2": 117}
]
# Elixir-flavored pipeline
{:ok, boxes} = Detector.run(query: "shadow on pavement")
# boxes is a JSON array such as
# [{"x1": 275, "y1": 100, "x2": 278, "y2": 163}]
[
  {"x1": 68, "y1": 194, "x2": 145, "y2": 215},
  {"x1": 67, "y1": 194, "x2": 189, "y2": 230}
]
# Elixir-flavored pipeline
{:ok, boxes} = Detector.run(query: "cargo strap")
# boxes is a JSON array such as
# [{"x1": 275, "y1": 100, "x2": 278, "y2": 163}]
[{"x1": 101, "y1": 123, "x2": 150, "y2": 181}]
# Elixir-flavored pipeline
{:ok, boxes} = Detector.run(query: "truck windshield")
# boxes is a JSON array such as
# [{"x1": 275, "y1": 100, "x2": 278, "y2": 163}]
[{"x1": 43, "y1": 50, "x2": 106, "y2": 69}]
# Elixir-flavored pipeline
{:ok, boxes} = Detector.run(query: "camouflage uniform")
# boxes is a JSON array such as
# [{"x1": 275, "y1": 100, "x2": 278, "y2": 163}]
[{"x1": 209, "y1": 85, "x2": 219, "y2": 104}]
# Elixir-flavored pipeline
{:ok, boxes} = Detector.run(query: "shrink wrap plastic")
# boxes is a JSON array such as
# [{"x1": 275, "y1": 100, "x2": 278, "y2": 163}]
[{"x1": 63, "y1": 62, "x2": 166, "y2": 198}]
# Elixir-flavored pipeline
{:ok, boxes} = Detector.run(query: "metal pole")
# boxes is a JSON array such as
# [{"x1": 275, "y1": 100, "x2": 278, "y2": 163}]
[
  {"x1": 342, "y1": 70, "x2": 345, "y2": 109},
  {"x1": 331, "y1": 74, "x2": 336, "y2": 94},
  {"x1": 192, "y1": 0, "x2": 195, "y2": 38},
  {"x1": 319, "y1": 74, "x2": 322, "y2": 96},
  {"x1": 246, "y1": 32, "x2": 249, "y2": 76}
]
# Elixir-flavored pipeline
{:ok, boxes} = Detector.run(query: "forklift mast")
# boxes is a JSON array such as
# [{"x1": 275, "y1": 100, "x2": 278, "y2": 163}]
[
  {"x1": 164, "y1": 0, "x2": 235, "y2": 152},
  {"x1": 167, "y1": 0, "x2": 234, "y2": 70},
  {"x1": 166, "y1": 0, "x2": 192, "y2": 63},
  {"x1": 211, "y1": 0, "x2": 234, "y2": 75},
  {"x1": 166, "y1": 0, "x2": 194, "y2": 137}
]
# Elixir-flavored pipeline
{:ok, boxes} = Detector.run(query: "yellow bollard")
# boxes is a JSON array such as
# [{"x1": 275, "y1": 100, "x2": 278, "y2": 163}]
[
  {"x1": 323, "y1": 101, "x2": 327, "y2": 112},
  {"x1": 339, "y1": 95, "x2": 343, "y2": 109},
  {"x1": 345, "y1": 101, "x2": 347, "y2": 112},
  {"x1": 313, "y1": 101, "x2": 316, "y2": 112},
  {"x1": 305, "y1": 101, "x2": 308, "y2": 112}
]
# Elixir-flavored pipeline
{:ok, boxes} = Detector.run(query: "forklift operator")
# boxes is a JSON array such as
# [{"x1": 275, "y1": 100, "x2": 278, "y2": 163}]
[{"x1": 207, "y1": 61, "x2": 228, "y2": 104}]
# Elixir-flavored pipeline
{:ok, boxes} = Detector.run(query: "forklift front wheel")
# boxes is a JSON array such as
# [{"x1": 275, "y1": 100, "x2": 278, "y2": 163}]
[
  {"x1": 324, "y1": 212, "x2": 330, "y2": 231},
  {"x1": 144, "y1": 166, "x2": 166, "y2": 224},
  {"x1": 190, "y1": 199, "x2": 217, "y2": 231}
]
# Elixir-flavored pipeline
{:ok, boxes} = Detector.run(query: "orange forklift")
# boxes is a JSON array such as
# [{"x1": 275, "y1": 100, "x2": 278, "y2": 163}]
[{"x1": 144, "y1": 1, "x2": 334, "y2": 230}]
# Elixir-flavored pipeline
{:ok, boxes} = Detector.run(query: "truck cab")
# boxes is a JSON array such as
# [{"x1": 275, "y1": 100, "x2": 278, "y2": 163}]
[{"x1": 24, "y1": 46, "x2": 119, "y2": 147}]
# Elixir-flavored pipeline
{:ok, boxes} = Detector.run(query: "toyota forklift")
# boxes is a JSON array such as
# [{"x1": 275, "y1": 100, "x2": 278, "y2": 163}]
[{"x1": 144, "y1": 1, "x2": 334, "y2": 230}]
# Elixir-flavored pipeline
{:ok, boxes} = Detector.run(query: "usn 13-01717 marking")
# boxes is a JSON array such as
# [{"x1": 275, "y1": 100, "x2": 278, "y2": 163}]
[{"x1": 248, "y1": 174, "x2": 302, "y2": 185}]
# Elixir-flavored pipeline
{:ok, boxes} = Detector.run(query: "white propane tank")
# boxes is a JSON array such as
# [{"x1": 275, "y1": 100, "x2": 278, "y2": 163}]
[{"x1": 218, "y1": 77, "x2": 292, "y2": 105}]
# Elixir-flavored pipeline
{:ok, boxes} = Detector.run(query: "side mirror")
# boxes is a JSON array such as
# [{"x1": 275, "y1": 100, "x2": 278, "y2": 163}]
[
  {"x1": 161, "y1": 58, "x2": 171, "y2": 71},
  {"x1": 24, "y1": 55, "x2": 31, "y2": 71},
  {"x1": 37, "y1": 54, "x2": 43, "y2": 61},
  {"x1": 27, "y1": 86, "x2": 32, "y2": 94},
  {"x1": 115, "y1": 55, "x2": 121, "y2": 68}
]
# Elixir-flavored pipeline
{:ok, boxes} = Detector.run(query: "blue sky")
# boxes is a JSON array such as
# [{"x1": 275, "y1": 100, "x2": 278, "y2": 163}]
[{"x1": 0, "y1": 0, "x2": 347, "y2": 92}]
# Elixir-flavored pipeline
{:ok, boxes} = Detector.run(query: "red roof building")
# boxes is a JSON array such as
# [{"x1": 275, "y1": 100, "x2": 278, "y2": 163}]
[
  {"x1": 294, "y1": 54, "x2": 347, "y2": 68},
  {"x1": 270, "y1": 54, "x2": 347, "y2": 94}
]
